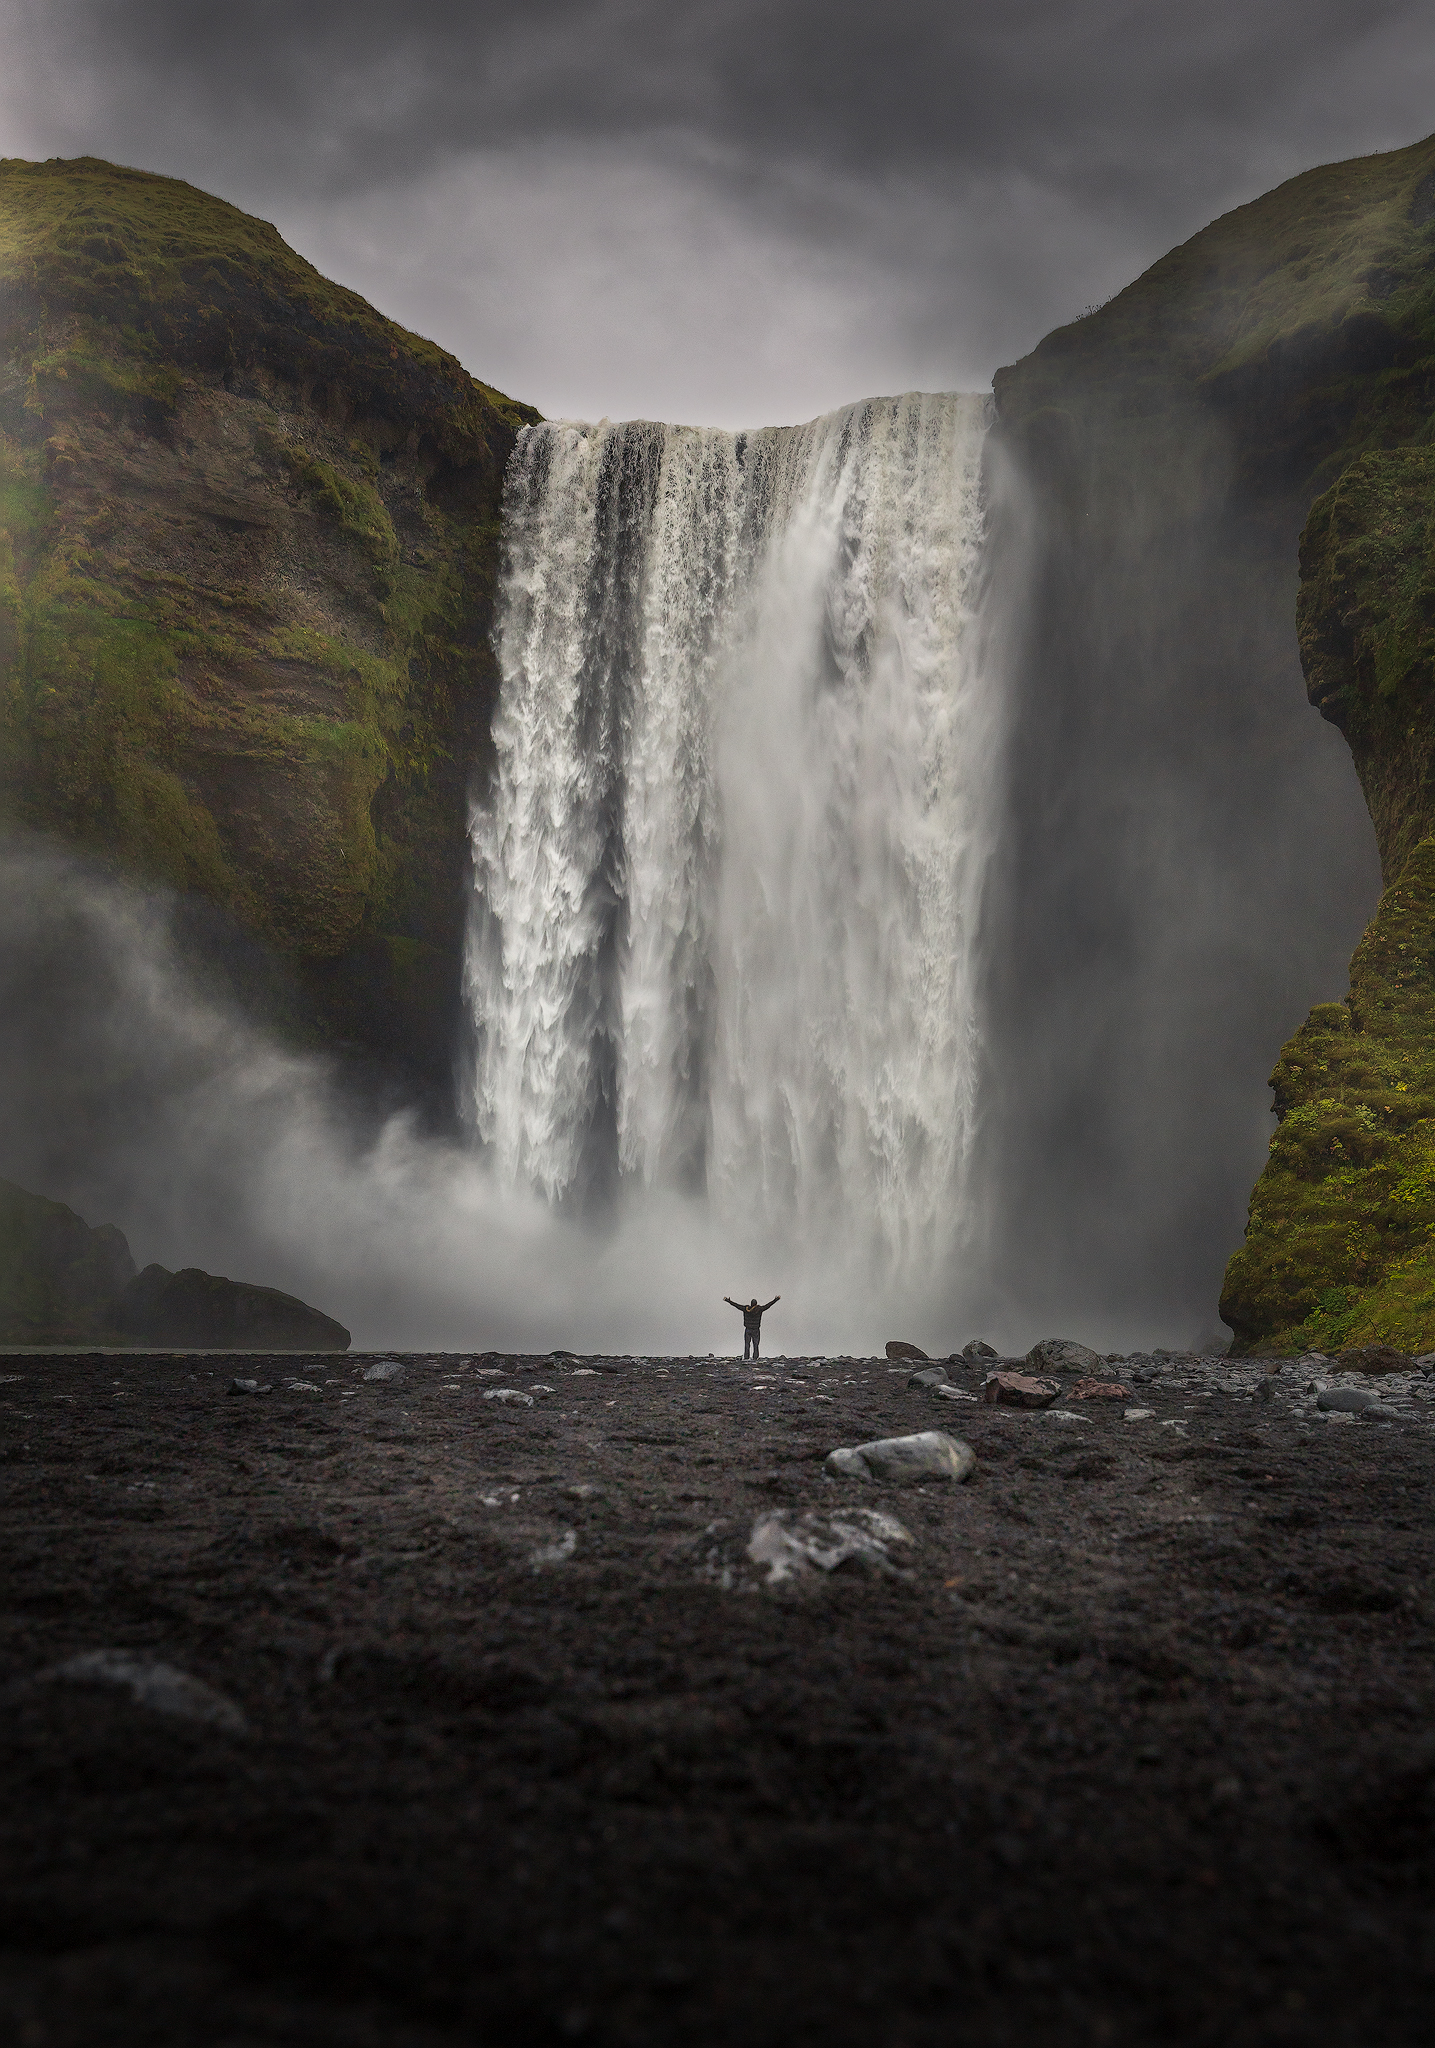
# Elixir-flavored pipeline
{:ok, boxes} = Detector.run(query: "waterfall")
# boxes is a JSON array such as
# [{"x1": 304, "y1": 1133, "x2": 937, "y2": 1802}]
[{"x1": 466, "y1": 391, "x2": 996, "y2": 1289}]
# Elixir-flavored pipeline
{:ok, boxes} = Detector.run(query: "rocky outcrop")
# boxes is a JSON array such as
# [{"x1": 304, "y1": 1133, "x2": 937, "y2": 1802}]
[
  {"x1": 0, "y1": 1175, "x2": 348, "y2": 1347},
  {"x1": 109, "y1": 1263, "x2": 350, "y2": 1350},
  {"x1": 0, "y1": 1176, "x2": 135, "y2": 1340},
  {"x1": 0, "y1": 156, "x2": 538, "y2": 1098}
]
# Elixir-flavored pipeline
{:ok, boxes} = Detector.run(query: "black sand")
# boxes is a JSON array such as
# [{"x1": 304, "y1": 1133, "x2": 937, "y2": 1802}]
[{"x1": 2, "y1": 1348, "x2": 1433, "y2": 2045}]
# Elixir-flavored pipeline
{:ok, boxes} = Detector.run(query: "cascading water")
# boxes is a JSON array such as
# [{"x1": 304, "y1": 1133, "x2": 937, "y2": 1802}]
[{"x1": 466, "y1": 391, "x2": 997, "y2": 1302}]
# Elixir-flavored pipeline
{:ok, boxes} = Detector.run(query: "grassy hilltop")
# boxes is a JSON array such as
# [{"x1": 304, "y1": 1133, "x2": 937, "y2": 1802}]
[{"x1": 0, "y1": 156, "x2": 537, "y2": 1088}]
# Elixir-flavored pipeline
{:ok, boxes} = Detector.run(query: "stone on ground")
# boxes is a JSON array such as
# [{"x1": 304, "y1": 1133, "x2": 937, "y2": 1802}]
[
  {"x1": 1317, "y1": 1388, "x2": 1381, "y2": 1413},
  {"x1": 961, "y1": 1338, "x2": 1000, "y2": 1359},
  {"x1": 907, "y1": 1365, "x2": 951, "y2": 1389},
  {"x1": 1069, "y1": 1377, "x2": 1131, "y2": 1400},
  {"x1": 1337, "y1": 1344, "x2": 1411, "y2": 1375},
  {"x1": 982, "y1": 1371, "x2": 1061, "y2": 1410},
  {"x1": 1026, "y1": 1337, "x2": 1103, "y2": 1375},
  {"x1": 41, "y1": 1650, "x2": 247, "y2": 1734},
  {"x1": 885, "y1": 1340, "x2": 929, "y2": 1362},
  {"x1": 825, "y1": 1430, "x2": 976, "y2": 1483},
  {"x1": 747, "y1": 1508, "x2": 915, "y2": 1582}
]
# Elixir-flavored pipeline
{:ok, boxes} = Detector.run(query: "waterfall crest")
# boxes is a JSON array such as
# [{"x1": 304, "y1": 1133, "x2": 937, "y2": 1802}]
[{"x1": 466, "y1": 391, "x2": 996, "y2": 1284}]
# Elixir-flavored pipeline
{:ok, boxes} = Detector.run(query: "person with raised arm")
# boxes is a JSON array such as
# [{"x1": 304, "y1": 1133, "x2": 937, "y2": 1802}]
[{"x1": 724, "y1": 1292, "x2": 780, "y2": 1361}]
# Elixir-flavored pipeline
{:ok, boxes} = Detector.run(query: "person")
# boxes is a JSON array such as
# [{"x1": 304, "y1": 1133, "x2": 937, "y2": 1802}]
[{"x1": 724, "y1": 1292, "x2": 780, "y2": 1361}]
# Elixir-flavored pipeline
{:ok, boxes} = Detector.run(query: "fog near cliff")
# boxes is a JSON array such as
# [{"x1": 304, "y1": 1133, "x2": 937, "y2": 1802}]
[
  {"x1": 0, "y1": 842, "x2": 955, "y2": 1356},
  {"x1": 3, "y1": 0, "x2": 1433, "y2": 422}
]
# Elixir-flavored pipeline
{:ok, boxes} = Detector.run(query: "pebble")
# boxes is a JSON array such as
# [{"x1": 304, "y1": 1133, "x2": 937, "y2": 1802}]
[
  {"x1": 484, "y1": 1388, "x2": 534, "y2": 1406},
  {"x1": 227, "y1": 1377, "x2": 269, "y2": 1395},
  {"x1": 40, "y1": 1650, "x2": 247, "y2": 1734},
  {"x1": 747, "y1": 1508, "x2": 914, "y2": 1583},
  {"x1": 826, "y1": 1430, "x2": 976, "y2": 1483},
  {"x1": 361, "y1": 1361, "x2": 405, "y2": 1382},
  {"x1": 1123, "y1": 1407, "x2": 1155, "y2": 1422},
  {"x1": 531, "y1": 1530, "x2": 577, "y2": 1566}
]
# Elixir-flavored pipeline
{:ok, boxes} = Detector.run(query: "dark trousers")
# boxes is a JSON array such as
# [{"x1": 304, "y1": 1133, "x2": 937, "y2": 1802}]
[{"x1": 744, "y1": 1327, "x2": 760, "y2": 1360}]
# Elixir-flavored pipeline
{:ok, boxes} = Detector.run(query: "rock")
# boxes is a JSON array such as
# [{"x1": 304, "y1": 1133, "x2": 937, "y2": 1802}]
[
  {"x1": 1358, "y1": 1403, "x2": 1402, "y2": 1422},
  {"x1": 1337, "y1": 1344, "x2": 1411, "y2": 1376},
  {"x1": 40, "y1": 1650, "x2": 246, "y2": 1734},
  {"x1": 112, "y1": 1263, "x2": 350, "y2": 1351},
  {"x1": 227, "y1": 1376, "x2": 268, "y2": 1395},
  {"x1": 362, "y1": 1359, "x2": 406, "y2": 1382},
  {"x1": 981, "y1": 1371, "x2": 1061, "y2": 1410},
  {"x1": 1025, "y1": 1337, "x2": 1103, "y2": 1375},
  {"x1": 1123, "y1": 1407, "x2": 1155, "y2": 1422},
  {"x1": 1316, "y1": 1387, "x2": 1381, "y2": 1413},
  {"x1": 885, "y1": 1340, "x2": 929, "y2": 1362},
  {"x1": 961, "y1": 1339, "x2": 1000, "y2": 1359},
  {"x1": 825, "y1": 1430, "x2": 975, "y2": 1483},
  {"x1": 531, "y1": 1530, "x2": 577, "y2": 1565},
  {"x1": 907, "y1": 1365, "x2": 952, "y2": 1389},
  {"x1": 484, "y1": 1387, "x2": 534, "y2": 1406},
  {"x1": 0, "y1": 1176, "x2": 138, "y2": 1342},
  {"x1": 1068, "y1": 1377, "x2": 1131, "y2": 1401},
  {"x1": 747, "y1": 1508, "x2": 914, "y2": 1583}
]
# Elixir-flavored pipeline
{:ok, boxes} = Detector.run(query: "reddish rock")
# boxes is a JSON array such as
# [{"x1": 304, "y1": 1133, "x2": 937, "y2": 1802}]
[
  {"x1": 1069, "y1": 1378, "x2": 1131, "y2": 1400},
  {"x1": 885, "y1": 1340, "x2": 930, "y2": 1362},
  {"x1": 981, "y1": 1371, "x2": 1061, "y2": 1410}
]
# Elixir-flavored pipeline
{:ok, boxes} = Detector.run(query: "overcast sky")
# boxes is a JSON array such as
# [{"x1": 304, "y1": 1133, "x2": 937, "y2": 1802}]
[{"x1": 2, "y1": 1, "x2": 1432, "y2": 424}]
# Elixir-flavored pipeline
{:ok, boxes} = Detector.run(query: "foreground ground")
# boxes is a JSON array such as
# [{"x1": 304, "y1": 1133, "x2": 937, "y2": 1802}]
[{"x1": 1, "y1": 1345, "x2": 1433, "y2": 2046}]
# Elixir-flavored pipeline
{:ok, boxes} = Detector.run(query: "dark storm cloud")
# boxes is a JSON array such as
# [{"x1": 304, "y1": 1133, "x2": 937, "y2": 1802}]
[{"x1": 4, "y1": 0, "x2": 1433, "y2": 419}]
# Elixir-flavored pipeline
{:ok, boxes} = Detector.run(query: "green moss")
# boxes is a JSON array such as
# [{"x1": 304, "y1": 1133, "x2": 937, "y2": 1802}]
[
  {"x1": 0, "y1": 154, "x2": 538, "y2": 1083},
  {"x1": 1221, "y1": 837, "x2": 1435, "y2": 1350}
]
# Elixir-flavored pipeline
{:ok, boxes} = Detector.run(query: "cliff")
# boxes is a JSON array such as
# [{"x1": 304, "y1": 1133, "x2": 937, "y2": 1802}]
[
  {"x1": 988, "y1": 130, "x2": 1435, "y2": 1343},
  {"x1": 0, "y1": 156, "x2": 538, "y2": 1097}
]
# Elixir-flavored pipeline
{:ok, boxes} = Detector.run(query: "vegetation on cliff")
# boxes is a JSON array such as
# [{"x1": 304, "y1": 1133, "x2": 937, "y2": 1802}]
[{"x1": 0, "y1": 155, "x2": 538, "y2": 1088}]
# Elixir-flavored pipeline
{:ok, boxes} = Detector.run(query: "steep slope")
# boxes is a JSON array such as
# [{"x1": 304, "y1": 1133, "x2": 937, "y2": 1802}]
[
  {"x1": 986, "y1": 132, "x2": 1435, "y2": 1343},
  {"x1": 0, "y1": 156, "x2": 538, "y2": 1095}
]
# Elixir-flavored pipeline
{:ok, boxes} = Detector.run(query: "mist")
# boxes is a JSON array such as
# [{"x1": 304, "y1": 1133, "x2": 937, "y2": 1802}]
[{"x1": 0, "y1": 840, "x2": 998, "y2": 1357}]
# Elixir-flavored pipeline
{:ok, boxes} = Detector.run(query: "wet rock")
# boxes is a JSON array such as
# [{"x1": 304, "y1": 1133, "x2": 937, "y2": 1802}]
[
  {"x1": 825, "y1": 1430, "x2": 975, "y2": 1482},
  {"x1": 41, "y1": 1650, "x2": 247, "y2": 1734},
  {"x1": 1026, "y1": 1337, "x2": 1103, "y2": 1375},
  {"x1": 961, "y1": 1339, "x2": 1000, "y2": 1359},
  {"x1": 1069, "y1": 1377, "x2": 1131, "y2": 1401},
  {"x1": 1317, "y1": 1387, "x2": 1381, "y2": 1413},
  {"x1": 885, "y1": 1340, "x2": 929, "y2": 1362},
  {"x1": 747, "y1": 1508, "x2": 914, "y2": 1583},
  {"x1": 1337, "y1": 1344, "x2": 1411, "y2": 1376},
  {"x1": 361, "y1": 1360, "x2": 406, "y2": 1382},
  {"x1": 907, "y1": 1365, "x2": 952, "y2": 1389},
  {"x1": 982, "y1": 1371, "x2": 1061, "y2": 1410}
]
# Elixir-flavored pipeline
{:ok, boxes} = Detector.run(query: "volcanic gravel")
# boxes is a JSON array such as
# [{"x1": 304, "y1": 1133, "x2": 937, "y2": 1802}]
[{"x1": 2, "y1": 1345, "x2": 1434, "y2": 2046}]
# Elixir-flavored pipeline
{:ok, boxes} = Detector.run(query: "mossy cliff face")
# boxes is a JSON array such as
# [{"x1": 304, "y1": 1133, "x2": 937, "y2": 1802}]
[
  {"x1": 986, "y1": 132, "x2": 1435, "y2": 1337},
  {"x1": 1221, "y1": 449, "x2": 1435, "y2": 1351},
  {"x1": 0, "y1": 156, "x2": 538, "y2": 1091}
]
